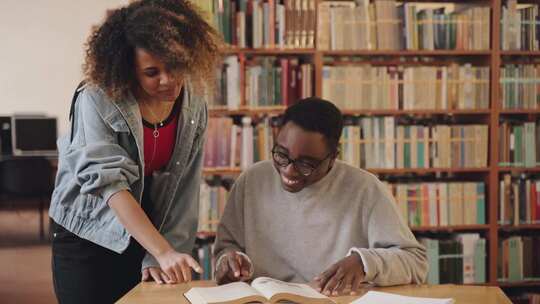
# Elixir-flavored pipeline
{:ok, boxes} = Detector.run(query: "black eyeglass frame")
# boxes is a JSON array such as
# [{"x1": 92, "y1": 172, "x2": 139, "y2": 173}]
[{"x1": 271, "y1": 145, "x2": 334, "y2": 177}]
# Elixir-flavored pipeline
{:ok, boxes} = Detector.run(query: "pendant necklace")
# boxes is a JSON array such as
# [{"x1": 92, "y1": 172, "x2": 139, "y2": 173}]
[{"x1": 144, "y1": 101, "x2": 166, "y2": 138}]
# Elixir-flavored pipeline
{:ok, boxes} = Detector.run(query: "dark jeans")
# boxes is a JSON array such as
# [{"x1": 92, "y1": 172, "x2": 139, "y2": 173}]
[{"x1": 51, "y1": 222, "x2": 145, "y2": 304}]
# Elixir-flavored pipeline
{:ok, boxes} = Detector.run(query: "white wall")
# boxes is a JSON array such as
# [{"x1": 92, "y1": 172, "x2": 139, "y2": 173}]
[{"x1": 0, "y1": 0, "x2": 129, "y2": 135}]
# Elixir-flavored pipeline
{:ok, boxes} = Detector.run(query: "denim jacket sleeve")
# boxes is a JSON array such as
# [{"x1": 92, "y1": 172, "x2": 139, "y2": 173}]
[
  {"x1": 141, "y1": 100, "x2": 207, "y2": 270},
  {"x1": 66, "y1": 87, "x2": 140, "y2": 204}
]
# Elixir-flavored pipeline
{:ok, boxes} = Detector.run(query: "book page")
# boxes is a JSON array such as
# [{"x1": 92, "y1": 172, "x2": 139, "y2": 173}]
[
  {"x1": 250, "y1": 277, "x2": 330, "y2": 302},
  {"x1": 351, "y1": 291, "x2": 455, "y2": 304},
  {"x1": 184, "y1": 282, "x2": 266, "y2": 304}
]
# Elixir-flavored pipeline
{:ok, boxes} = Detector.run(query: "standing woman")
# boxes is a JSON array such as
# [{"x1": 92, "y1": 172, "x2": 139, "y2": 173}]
[{"x1": 49, "y1": 1, "x2": 221, "y2": 303}]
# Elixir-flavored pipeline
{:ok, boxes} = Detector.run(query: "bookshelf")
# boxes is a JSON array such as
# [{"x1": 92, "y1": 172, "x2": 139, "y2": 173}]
[{"x1": 196, "y1": 0, "x2": 540, "y2": 300}]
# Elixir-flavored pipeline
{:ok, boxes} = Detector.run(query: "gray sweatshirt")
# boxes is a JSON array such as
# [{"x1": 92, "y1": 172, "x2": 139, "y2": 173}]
[{"x1": 214, "y1": 160, "x2": 428, "y2": 286}]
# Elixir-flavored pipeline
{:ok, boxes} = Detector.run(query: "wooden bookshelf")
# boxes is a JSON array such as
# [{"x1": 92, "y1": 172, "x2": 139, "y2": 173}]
[
  {"x1": 222, "y1": 48, "x2": 316, "y2": 55},
  {"x1": 203, "y1": 167, "x2": 242, "y2": 176},
  {"x1": 498, "y1": 167, "x2": 540, "y2": 173},
  {"x1": 367, "y1": 168, "x2": 490, "y2": 175},
  {"x1": 209, "y1": 106, "x2": 286, "y2": 117},
  {"x1": 498, "y1": 281, "x2": 540, "y2": 288},
  {"x1": 341, "y1": 109, "x2": 491, "y2": 116},
  {"x1": 501, "y1": 51, "x2": 540, "y2": 56},
  {"x1": 322, "y1": 50, "x2": 492, "y2": 56},
  {"x1": 499, "y1": 109, "x2": 540, "y2": 115},
  {"x1": 209, "y1": 108, "x2": 492, "y2": 117},
  {"x1": 411, "y1": 225, "x2": 490, "y2": 232},
  {"x1": 498, "y1": 224, "x2": 540, "y2": 231},
  {"x1": 198, "y1": 0, "x2": 540, "y2": 294},
  {"x1": 202, "y1": 167, "x2": 491, "y2": 176}
]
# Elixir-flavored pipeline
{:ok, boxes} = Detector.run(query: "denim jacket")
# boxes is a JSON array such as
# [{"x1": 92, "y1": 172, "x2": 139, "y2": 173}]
[{"x1": 49, "y1": 84, "x2": 207, "y2": 270}]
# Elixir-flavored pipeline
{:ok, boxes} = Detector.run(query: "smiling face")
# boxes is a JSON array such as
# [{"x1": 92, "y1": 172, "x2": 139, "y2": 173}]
[
  {"x1": 273, "y1": 121, "x2": 336, "y2": 193},
  {"x1": 133, "y1": 47, "x2": 183, "y2": 103}
]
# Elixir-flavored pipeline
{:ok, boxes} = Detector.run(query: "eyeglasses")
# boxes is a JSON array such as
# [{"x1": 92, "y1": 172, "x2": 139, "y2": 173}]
[{"x1": 271, "y1": 145, "x2": 333, "y2": 177}]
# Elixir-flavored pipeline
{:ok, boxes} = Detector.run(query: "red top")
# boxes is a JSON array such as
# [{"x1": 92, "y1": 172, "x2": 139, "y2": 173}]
[{"x1": 143, "y1": 99, "x2": 181, "y2": 176}]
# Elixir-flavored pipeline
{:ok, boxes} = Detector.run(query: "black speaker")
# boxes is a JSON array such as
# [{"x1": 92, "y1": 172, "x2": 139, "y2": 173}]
[{"x1": 0, "y1": 116, "x2": 12, "y2": 156}]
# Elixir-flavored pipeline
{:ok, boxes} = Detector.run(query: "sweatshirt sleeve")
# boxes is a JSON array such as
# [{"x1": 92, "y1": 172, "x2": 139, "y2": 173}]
[
  {"x1": 213, "y1": 173, "x2": 248, "y2": 263},
  {"x1": 349, "y1": 179, "x2": 428, "y2": 286}
]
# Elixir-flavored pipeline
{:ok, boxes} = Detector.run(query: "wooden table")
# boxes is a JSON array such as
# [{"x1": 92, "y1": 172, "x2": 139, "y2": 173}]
[{"x1": 117, "y1": 281, "x2": 512, "y2": 304}]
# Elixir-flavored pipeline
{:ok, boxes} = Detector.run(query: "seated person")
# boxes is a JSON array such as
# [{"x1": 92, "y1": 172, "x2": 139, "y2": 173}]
[{"x1": 213, "y1": 97, "x2": 427, "y2": 296}]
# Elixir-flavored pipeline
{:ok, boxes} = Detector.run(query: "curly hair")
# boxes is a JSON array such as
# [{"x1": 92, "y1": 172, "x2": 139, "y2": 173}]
[{"x1": 83, "y1": 0, "x2": 222, "y2": 100}]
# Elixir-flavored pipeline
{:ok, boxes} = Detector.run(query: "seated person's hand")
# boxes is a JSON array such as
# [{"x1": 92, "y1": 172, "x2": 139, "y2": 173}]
[
  {"x1": 146, "y1": 250, "x2": 202, "y2": 284},
  {"x1": 215, "y1": 251, "x2": 252, "y2": 285},
  {"x1": 313, "y1": 252, "x2": 365, "y2": 296}
]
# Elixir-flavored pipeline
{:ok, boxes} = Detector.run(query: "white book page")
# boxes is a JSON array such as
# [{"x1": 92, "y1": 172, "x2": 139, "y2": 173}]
[
  {"x1": 352, "y1": 291, "x2": 455, "y2": 304},
  {"x1": 250, "y1": 277, "x2": 327, "y2": 300},
  {"x1": 185, "y1": 282, "x2": 264, "y2": 304}
]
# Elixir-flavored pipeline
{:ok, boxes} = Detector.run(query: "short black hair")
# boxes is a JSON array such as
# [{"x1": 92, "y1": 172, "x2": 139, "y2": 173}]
[{"x1": 280, "y1": 97, "x2": 343, "y2": 152}]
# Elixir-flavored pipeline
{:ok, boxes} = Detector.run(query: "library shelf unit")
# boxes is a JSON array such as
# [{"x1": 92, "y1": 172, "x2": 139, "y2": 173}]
[
  {"x1": 501, "y1": 51, "x2": 540, "y2": 56},
  {"x1": 498, "y1": 224, "x2": 540, "y2": 231},
  {"x1": 498, "y1": 167, "x2": 540, "y2": 173},
  {"x1": 202, "y1": 167, "x2": 242, "y2": 176},
  {"x1": 411, "y1": 225, "x2": 491, "y2": 233},
  {"x1": 209, "y1": 106, "x2": 286, "y2": 117},
  {"x1": 322, "y1": 50, "x2": 493, "y2": 56},
  {"x1": 198, "y1": 0, "x2": 540, "y2": 299},
  {"x1": 202, "y1": 167, "x2": 491, "y2": 176},
  {"x1": 499, "y1": 281, "x2": 540, "y2": 288}
]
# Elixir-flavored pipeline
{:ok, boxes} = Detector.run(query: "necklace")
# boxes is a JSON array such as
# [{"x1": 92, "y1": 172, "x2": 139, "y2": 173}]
[{"x1": 143, "y1": 101, "x2": 168, "y2": 138}]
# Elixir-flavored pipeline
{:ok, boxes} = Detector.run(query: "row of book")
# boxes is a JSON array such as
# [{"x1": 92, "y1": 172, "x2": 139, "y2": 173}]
[
  {"x1": 322, "y1": 64, "x2": 490, "y2": 111},
  {"x1": 198, "y1": 180, "x2": 486, "y2": 234},
  {"x1": 212, "y1": 59, "x2": 540, "y2": 111},
  {"x1": 203, "y1": 116, "x2": 276, "y2": 169},
  {"x1": 198, "y1": 0, "x2": 316, "y2": 49},
  {"x1": 500, "y1": 64, "x2": 540, "y2": 110},
  {"x1": 211, "y1": 56, "x2": 313, "y2": 109},
  {"x1": 501, "y1": 0, "x2": 540, "y2": 51},
  {"x1": 386, "y1": 182, "x2": 485, "y2": 228},
  {"x1": 498, "y1": 121, "x2": 540, "y2": 168},
  {"x1": 194, "y1": 241, "x2": 215, "y2": 280},
  {"x1": 199, "y1": 183, "x2": 229, "y2": 233},
  {"x1": 317, "y1": 1, "x2": 490, "y2": 51},
  {"x1": 245, "y1": 57, "x2": 313, "y2": 108},
  {"x1": 339, "y1": 118, "x2": 488, "y2": 169},
  {"x1": 499, "y1": 175, "x2": 540, "y2": 226},
  {"x1": 420, "y1": 234, "x2": 486, "y2": 284},
  {"x1": 498, "y1": 236, "x2": 540, "y2": 282},
  {"x1": 204, "y1": 116, "x2": 489, "y2": 170}
]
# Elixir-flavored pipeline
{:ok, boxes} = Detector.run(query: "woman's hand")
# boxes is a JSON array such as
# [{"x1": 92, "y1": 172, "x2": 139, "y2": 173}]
[{"x1": 143, "y1": 250, "x2": 202, "y2": 284}]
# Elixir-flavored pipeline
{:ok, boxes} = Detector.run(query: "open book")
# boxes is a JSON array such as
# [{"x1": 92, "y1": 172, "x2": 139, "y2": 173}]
[
  {"x1": 352, "y1": 291, "x2": 454, "y2": 304},
  {"x1": 184, "y1": 277, "x2": 335, "y2": 304}
]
